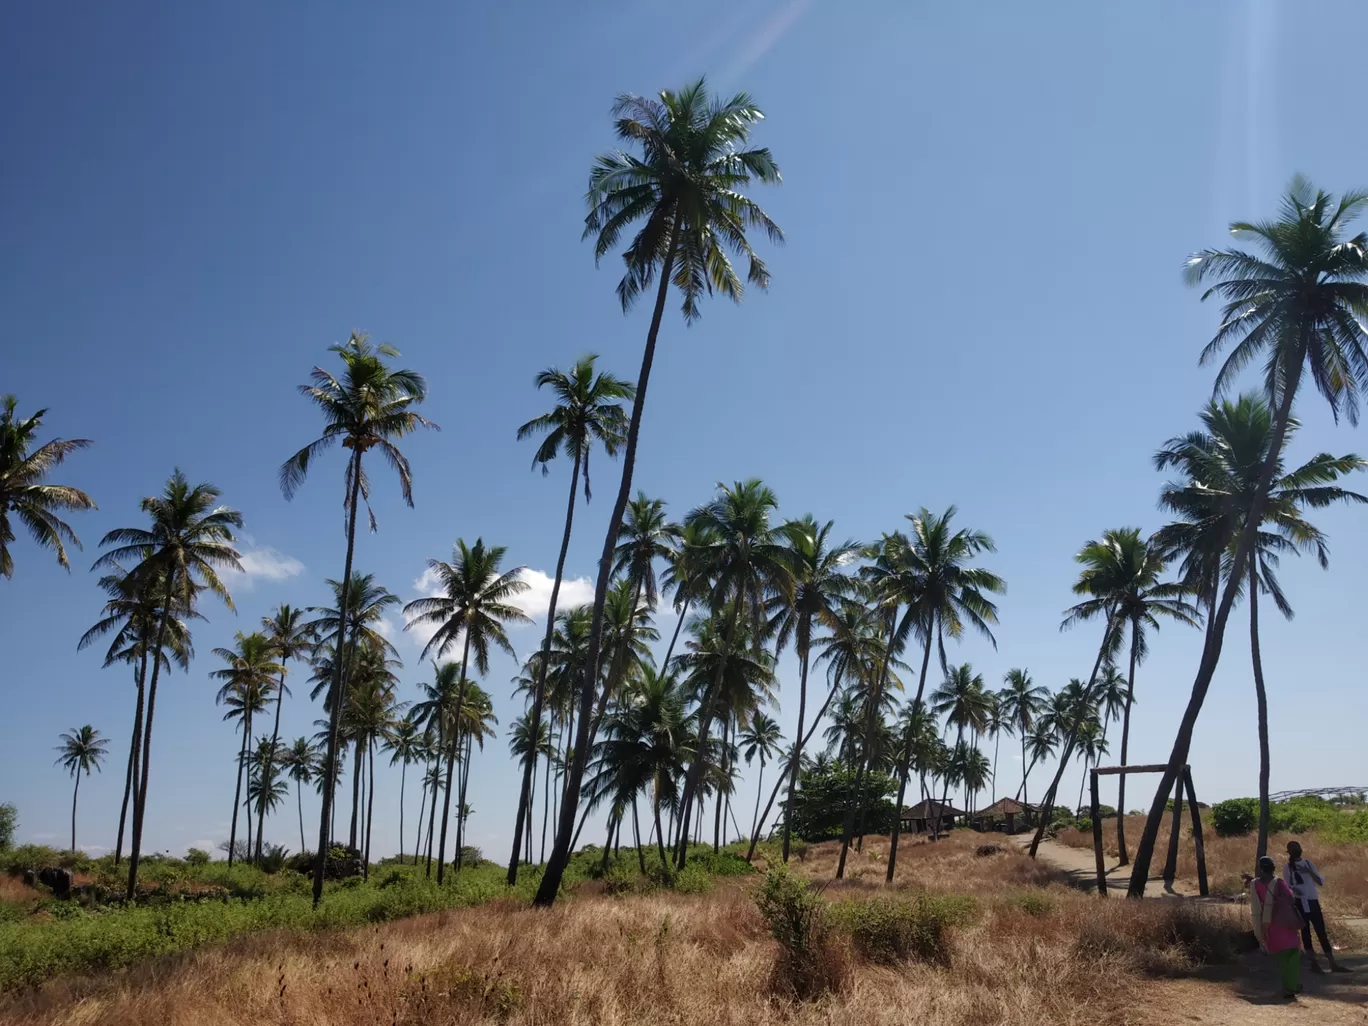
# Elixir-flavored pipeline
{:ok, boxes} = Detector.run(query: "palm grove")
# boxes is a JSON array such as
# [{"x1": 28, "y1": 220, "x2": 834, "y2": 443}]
[{"x1": 3, "y1": 78, "x2": 1366, "y2": 905}]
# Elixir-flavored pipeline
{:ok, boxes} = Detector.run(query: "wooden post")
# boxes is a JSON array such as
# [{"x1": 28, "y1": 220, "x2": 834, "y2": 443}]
[
  {"x1": 1090, "y1": 768, "x2": 1107, "y2": 896},
  {"x1": 1163, "y1": 770, "x2": 1185, "y2": 885},
  {"x1": 1184, "y1": 769, "x2": 1209, "y2": 897}
]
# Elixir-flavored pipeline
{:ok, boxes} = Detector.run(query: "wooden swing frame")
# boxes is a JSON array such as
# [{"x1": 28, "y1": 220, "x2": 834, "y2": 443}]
[{"x1": 1088, "y1": 763, "x2": 1208, "y2": 897}]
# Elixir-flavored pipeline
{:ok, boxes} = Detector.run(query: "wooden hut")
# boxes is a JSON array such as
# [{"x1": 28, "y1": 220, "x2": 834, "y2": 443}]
[
  {"x1": 970, "y1": 797, "x2": 1035, "y2": 834},
  {"x1": 900, "y1": 799, "x2": 964, "y2": 834}
]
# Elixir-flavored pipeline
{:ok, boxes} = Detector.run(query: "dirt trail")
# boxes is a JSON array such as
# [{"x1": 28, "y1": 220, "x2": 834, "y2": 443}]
[{"x1": 1014, "y1": 835, "x2": 1205, "y2": 898}]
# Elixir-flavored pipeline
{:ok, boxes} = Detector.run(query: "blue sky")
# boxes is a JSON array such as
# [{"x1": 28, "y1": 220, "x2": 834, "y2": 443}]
[{"x1": 4, "y1": 1, "x2": 1367, "y2": 862}]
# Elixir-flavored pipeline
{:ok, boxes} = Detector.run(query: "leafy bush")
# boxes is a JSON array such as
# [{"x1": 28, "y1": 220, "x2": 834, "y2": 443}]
[
  {"x1": 0, "y1": 804, "x2": 16, "y2": 851},
  {"x1": 1013, "y1": 892, "x2": 1056, "y2": 917},
  {"x1": 184, "y1": 848, "x2": 210, "y2": 867},
  {"x1": 831, "y1": 894, "x2": 977, "y2": 966},
  {"x1": 1211, "y1": 798, "x2": 1258, "y2": 837},
  {"x1": 784, "y1": 766, "x2": 898, "y2": 842},
  {"x1": 1075, "y1": 817, "x2": 1093, "y2": 833},
  {"x1": 754, "y1": 865, "x2": 850, "y2": 1000},
  {"x1": 671, "y1": 863, "x2": 712, "y2": 894},
  {"x1": 258, "y1": 844, "x2": 290, "y2": 874}
]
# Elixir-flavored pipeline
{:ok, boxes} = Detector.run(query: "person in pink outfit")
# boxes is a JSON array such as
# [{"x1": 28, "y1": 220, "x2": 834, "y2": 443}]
[{"x1": 1250, "y1": 855, "x2": 1303, "y2": 999}]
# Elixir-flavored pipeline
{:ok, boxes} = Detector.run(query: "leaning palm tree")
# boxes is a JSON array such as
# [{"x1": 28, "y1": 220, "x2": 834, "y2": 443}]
[
  {"x1": 1155, "y1": 394, "x2": 1366, "y2": 856},
  {"x1": 738, "y1": 712, "x2": 783, "y2": 845},
  {"x1": 1050, "y1": 528, "x2": 1199, "y2": 863},
  {"x1": 54, "y1": 725, "x2": 108, "y2": 851},
  {"x1": 403, "y1": 539, "x2": 529, "y2": 882},
  {"x1": 998, "y1": 669, "x2": 1048, "y2": 804},
  {"x1": 211, "y1": 632, "x2": 282, "y2": 866},
  {"x1": 280, "y1": 334, "x2": 433, "y2": 905},
  {"x1": 538, "y1": 78, "x2": 784, "y2": 906},
  {"x1": 507, "y1": 354, "x2": 633, "y2": 883},
  {"x1": 255, "y1": 605, "x2": 313, "y2": 863},
  {"x1": 0, "y1": 396, "x2": 94, "y2": 579},
  {"x1": 95, "y1": 470, "x2": 242, "y2": 898},
  {"x1": 1130, "y1": 178, "x2": 1368, "y2": 895}
]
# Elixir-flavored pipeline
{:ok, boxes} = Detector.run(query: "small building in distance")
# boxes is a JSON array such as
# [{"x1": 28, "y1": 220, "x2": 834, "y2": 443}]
[
  {"x1": 900, "y1": 799, "x2": 964, "y2": 835},
  {"x1": 969, "y1": 797, "x2": 1036, "y2": 834}
]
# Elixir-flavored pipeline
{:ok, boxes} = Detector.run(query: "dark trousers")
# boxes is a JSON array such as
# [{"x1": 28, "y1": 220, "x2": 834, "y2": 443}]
[{"x1": 1300, "y1": 899, "x2": 1333, "y2": 957}]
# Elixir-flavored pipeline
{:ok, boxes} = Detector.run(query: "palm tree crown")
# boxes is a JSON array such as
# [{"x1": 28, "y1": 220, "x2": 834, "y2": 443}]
[{"x1": 517, "y1": 354, "x2": 634, "y2": 501}]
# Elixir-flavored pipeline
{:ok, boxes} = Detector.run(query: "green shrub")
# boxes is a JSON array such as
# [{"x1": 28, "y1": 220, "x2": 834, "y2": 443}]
[
  {"x1": 600, "y1": 861, "x2": 639, "y2": 896},
  {"x1": 1013, "y1": 892, "x2": 1056, "y2": 918},
  {"x1": 671, "y1": 863, "x2": 711, "y2": 894},
  {"x1": 0, "y1": 804, "x2": 16, "y2": 851},
  {"x1": 754, "y1": 865, "x2": 850, "y2": 1000},
  {"x1": 184, "y1": 848, "x2": 210, "y2": 867},
  {"x1": 1211, "y1": 798, "x2": 1257, "y2": 837},
  {"x1": 1075, "y1": 817, "x2": 1093, "y2": 833},
  {"x1": 832, "y1": 894, "x2": 977, "y2": 966}
]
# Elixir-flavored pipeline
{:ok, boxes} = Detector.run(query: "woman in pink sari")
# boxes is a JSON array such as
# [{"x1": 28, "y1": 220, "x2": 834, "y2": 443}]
[{"x1": 1250, "y1": 855, "x2": 1303, "y2": 999}]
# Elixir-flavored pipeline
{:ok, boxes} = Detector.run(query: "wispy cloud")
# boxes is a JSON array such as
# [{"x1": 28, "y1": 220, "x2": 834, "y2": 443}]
[{"x1": 228, "y1": 546, "x2": 305, "y2": 590}]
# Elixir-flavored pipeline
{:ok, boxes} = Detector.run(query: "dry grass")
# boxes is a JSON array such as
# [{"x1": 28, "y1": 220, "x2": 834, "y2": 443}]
[
  {"x1": 0, "y1": 833, "x2": 1266, "y2": 1026},
  {"x1": 1056, "y1": 817, "x2": 1368, "y2": 918}
]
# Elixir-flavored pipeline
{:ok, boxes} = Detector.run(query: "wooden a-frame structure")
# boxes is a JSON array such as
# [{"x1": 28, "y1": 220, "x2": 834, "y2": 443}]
[{"x1": 1088, "y1": 763, "x2": 1208, "y2": 897}]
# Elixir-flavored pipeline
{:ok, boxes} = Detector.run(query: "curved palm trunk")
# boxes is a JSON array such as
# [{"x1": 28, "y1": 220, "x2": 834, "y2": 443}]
[
  {"x1": 228, "y1": 715, "x2": 250, "y2": 866},
  {"x1": 126, "y1": 571, "x2": 177, "y2": 899},
  {"x1": 1029, "y1": 618, "x2": 1115, "y2": 858},
  {"x1": 885, "y1": 624, "x2": 936, "y2": 881},
  {"x1": 780, "y1": 640, "x2": 810, "y2": 862},
  {"x1": 537, "y1": 216, "x2": 680, "y2": 907},
  {"x1": 456, "y1": 734, "x2": 473, "y2": 866},
  {"x1": 115, "y1": 649, "x2": 149, "y2": 867},
  {"x1": 653, "y1": 792, "x2": 668, "y2": 867},
  {"x1": 70, "y1": 771, "x2": 81, "y2": 852},
  {"x1": 437, "y1": 631, "x2": 474, "y2": 884},
  {"x1": 424, "y1": 745, "x2": 440, "y2": 875},
  {"x1": 540, "y1": 745, "x2": 552, "y2": 863},
  {"x1": 1250, "y1": 550, "x2": 1271, "y2": 859},
  {"x1": 256, "y1": 663, "x2": 289, "y2": 863},
  {"x1": 313, "y1": 449, "x2": 363, "y2": 907},
  {"x1": 750, "y1": 755, "x2": 765, "y2": 846},
  {"x1": 296, "y1": 779, "x2": 306, "y2": 852},
  {"x1": 1017, "y1": 732, "x2": 1029, "y2": 803},
  {"x1": 508, "y1": 452, "x2": 582, "y2": 885},
  {"x1": 660, "y1": 598, "x2": 691, "y2": 671},
  {"x1": 412, "y1": 776, "x2": 426, "y2": 866},
  {"x1": 349, "y1": 737, "x2": 363, "y2": 850},
  {"x1": 364, "y1": 743, "x2": 375, "y2": 879},
  {"x1": 1116, "y1": 620, "x2": 1140, "y2": 864},
  {"x1": 397, "y1": 758, "x2": 407, "y2": 863},
  {"x1": 1128, "y1": 368, "x2": 1299, "y2": 896}
]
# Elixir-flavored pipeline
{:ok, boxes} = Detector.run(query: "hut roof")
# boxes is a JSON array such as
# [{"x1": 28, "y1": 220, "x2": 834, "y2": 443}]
[{"x1": 901, "y1": 799, "x2": 965, "y2": 819}]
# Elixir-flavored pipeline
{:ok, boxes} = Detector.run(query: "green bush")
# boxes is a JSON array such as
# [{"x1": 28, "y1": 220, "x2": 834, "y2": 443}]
[
  {"x1": 1075, "y1": 817, "x2": 1093, "y2": 833},
  {"x1": 754, "y1": 865, "x2": 850, "y2": 1000},
  {"x1": 0, "y1": 804, "x2": 16, "y2": 851},
  {"x1": 832, "y1": 894, "x2": 977, "y2": 966},
  {"x1": 1211, "y1": 798, "x2": 1258, "y2": 837},
  {"x1": 784, "y1": 766, "x2": 898, "y2": 842},
  {"x1": 671, "y1": 863, "x2": 712, "y2": 894},
  {"x1": 184, "y1": 848, "x2": 211, "y2": 867},
  {"x1": 1013, "y1": 892, "x2": 1056, "y2": 918}
]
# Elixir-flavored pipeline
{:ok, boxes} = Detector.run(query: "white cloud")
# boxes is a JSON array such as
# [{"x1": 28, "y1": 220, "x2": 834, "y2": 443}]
[{"x1": 229, "y1": 546, "x2": 305, "y2": 589}]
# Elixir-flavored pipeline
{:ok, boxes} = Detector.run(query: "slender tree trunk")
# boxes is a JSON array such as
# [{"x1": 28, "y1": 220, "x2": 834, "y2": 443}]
[
  {"x1": 438, "y1": 632, "x2": 474, "y2": 883},
  {"x1": 256, "y1": 663, "x2": 288, "y2": 863},
  {"x1": 313, "y1": 449, "x2": 363, "y2": 906},
  {"x1": 397, "y1": 758, "x2": 407, "y2": 863},
  {"x1": 1250, "y1": 550, "x2": 1271, "y2": 859},
  {"x1": 884, "y1": 621, "x2": 936, "y2": 881},
  {"x1": 1018, "y1": 733, "x2": 1029, "y2": 804},
  {"x1": 541, "y1": 741, "x2": 552, "y2": 863},
  {"x1": 457, "y1": 734, "x2": 473, "y2": 866},
  {"x1": 712, "y1": 719, "x2": 726, "y2": 853},
  {"x1": 653, "y1": 793, "x2": 668, "y2": 867},
  {"x1": 750, "y1": 756, "x2": 765, "y2": 846},
  {"x1": 127, "y1": 572, "x2": 178, "y2": 899},
  {"x1": 425, "y1": 746, "x2": 440, "y2": 875},
  {"x1": 633, "y1": 798, "x2": 647, "y2": 873},
  {"x1": 661, "y1": 597, "x2": 690, "y2": 671},
  {"x1": 509, "y1": 453, "x2": 582, "y2": 885},
  {"x1": 991, "y1": 729, "x2": 1000, "y2": 805},
  {"x1": 1128, "y1": 365, "x2": 1300, "y2": 896},
  {"x1": 349, "y1": 737, "x2": 363, "y2": 850},
  {"x1": 780, "y1": 639, "x2": 811, "y2": 861},
  {"x1": 228, "y1": 716, "x2": 250, "y2": 866},
  {"x1": 537, "y1": 217, "x2": 680, "y2": 907},
  {"x1": 1116, "y1": 620, "x2": 1140, "y2": 864},
  {"x1": 886, "y1": 758, "x2": 910, "y2": 883},
  {"x1": 115, "y1": 649, "x2": 149, "y2": 867},
  {"x1": 364, "y1": 743, "x2": 375, "y2": 879},
  {"x1": 245, "y1": 752, "x2": 253, "y2": 863},
  {"x1": 70, "y1": 771, "x2": 80, "y2": 852},
  {"x1": 413, "y1": 777, "x2": 425, "y2": 866},
  {"x1": 296, "y1": 780, "x2": 306, "y2": 852}
]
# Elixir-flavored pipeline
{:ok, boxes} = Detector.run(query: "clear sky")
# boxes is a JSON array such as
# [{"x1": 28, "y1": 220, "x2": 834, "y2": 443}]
[{"x1": 4, "y1": 1, "x2": 1367, "y2": 863}]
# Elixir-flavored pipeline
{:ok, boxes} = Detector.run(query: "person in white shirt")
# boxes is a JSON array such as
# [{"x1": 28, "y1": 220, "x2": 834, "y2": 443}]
[{"x1": 1283, "y1": 841, "x2": 1348, "y2": 973}]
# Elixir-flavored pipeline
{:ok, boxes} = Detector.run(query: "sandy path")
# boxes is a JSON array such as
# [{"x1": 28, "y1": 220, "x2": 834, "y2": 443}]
[{"x1": 1012, "y1": 835, "x2": 1205, "y2": 898}]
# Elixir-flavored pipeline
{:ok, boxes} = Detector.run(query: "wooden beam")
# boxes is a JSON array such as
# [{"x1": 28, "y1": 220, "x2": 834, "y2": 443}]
[
  {"x1": 1184, "y1": 769, "x2": 1209, "y2": 898},
  {"x1": 1092, "y1": 763, "x2": 1189, "y2": 777},
  {"x1": 1090, "y1": 769, "x2": 1107, "y2": 897}
]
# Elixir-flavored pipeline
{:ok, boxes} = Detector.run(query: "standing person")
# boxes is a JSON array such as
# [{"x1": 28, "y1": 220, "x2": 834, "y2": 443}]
[
  {"x1": 1284, "y1": 840, "x2": 1349, "y2": 974},
  {"x1": 1250, "y1": 855, "x2": 1304, "y2": 1000}
]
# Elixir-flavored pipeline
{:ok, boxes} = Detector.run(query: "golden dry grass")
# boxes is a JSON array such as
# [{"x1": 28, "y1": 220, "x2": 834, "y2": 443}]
[{"x1": 0, "y1": 833, "x2": 1285, "y2": 1026}]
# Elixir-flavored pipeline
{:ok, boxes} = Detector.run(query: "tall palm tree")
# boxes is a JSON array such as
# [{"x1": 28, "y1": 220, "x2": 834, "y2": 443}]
[
  {"x1": 95, "y1": 470, "x2": 242, "y2": 898},
  {"x1": 538, "y1": 78, "x2": 784, "y2": 907},
  {"x1": 984, "y1": 691, "x2": 1008, "y2": 805},
  {"x1": 508, "y1": 354, "x2": 633, "y2": 883},
  {"x1": 453, "y1": 683, "x2": 496, "y2": 859},
  {"x1": 403, "y1": 539, "x2": 528, "y2": 882},
  {"x1": 769, "y1": 516, "x2": 859, "y2": 861},
  {"x1": 0, "y1": 396, "x2": 94, "y2": 578},
  {"x1": 1054, "y1": 528, "x2": 1198, "y2": 862},
  {"x1": 508, "y1": 711, "x2": 554, "y2": 865},
  {"x1": 672, "y1": 479, "x2": 791, "y2": 869},
  {"x1": 1131, "y1": 179, "x2": 1368, "y2": 895},
  {"x1": 998, "y1": 669, "x2": 1048, "y2": 804},
  {"x1": 738, "y1": 712, "x2": 782, "y2": 845},
  {"x1": 955, "y1": 744, "x2": 992, "y2": 816},
  {"x1": 1073, "y1": 719, "x2": 1111, "y2": 815},
  {"x1": 54, "y1": 725, "x2": 108, "y2": 851},
  {"x1": 385, "y1": 712, "x2": 423, "y2": 864},
  {"x1": 931, "y1": 664, "x2": 992, "y2": 830},
  {"x1": 659, "y1": 521, "x2": 715, "y2": 670},
  {"x1": 212, "y1": 632, "x2": 282, "y2": 866},
  {"x1": 281, "y1": 737, "x2": 320, "y2": 852},
  {"x1": 1155, "y1": 394, "x2": 1366, "y2": 856},
  {"x1": 1022, "y1": 723, "x2": 1059, "y2": 802},
  {"x1": 881, "y1": 509, "x2": 1003, "y2": 875},
  {"x1": 613, "y1": 494, "x2": 678, "y2": 613},
  {"x1": 255, "y1": 605, "x2": 312, "y2": 862},
  {"x1": 411, "y1": 662, "x2": 464, "y2": 873},
  {"x1": 279, "y1": 332, "x2": 434, "y2": 906}
]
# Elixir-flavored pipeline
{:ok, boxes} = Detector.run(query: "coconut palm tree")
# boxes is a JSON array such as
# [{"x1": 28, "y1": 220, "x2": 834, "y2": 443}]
[
  {"x1": 508, "y1": 711, "x2": 554, "y2": 864},
  {"x1": 769, "y1": 516, "x2": 859, "y2": 861},
  {"x1": 1022, "y1": 724, "x2": 1059, "y2": 804},
  {"x1": 1130, "y1": 179, "x2": 1368, "y2": 896},
  {"x1": 1073, "y1": 718, "x2": 1111, "y2": 815},
  {"x1": 998, "y1": 669, "x2": 1048, "y2": 804},
  {"x1": 384, "y1": 712, "x2": 423, "y2": 863},
  {"x1": 255, "y1": 605, "x2": 313, "y2": 863},
  {"x1": 659, "y1": 521, "x2": 717, "y2": 671},
  {"x1": 281, "y1": 737, "x2": 321, "y2": 852},
  {"x1": 955, "y1": 744, "x2": 992, "y2": 816},
  {"x1": 886, "y1": 701, "x2": 940, "y2": 881},
  {"x1": 95, "y1": 470, "x2": 242, "y2": 898},
  {"x1": 738, "y1": 712, "x2": 783, "y2": 845},
  {"x1": 538, "y1": 78, "x2": 784, "y2": 907},
  {"x1": 211, "y1": 633, "x2": 282, "y2": 866},
  {"x1": 411, "y1": 661, "x2": 463, "y2": 876},
  {"x1": 54, "y1": 725, "x2": 107, "y2": 851},
  {"x1": 1051, "y1": 528, "x2": 1199, "y2": 863},
  {"x1": 1154, "y1": 394, "x2": 1366, "y2": 856},
  {"x1": 507, "y1": 354, "x2": 633, "y2": 883},
  {"x1": 984, "y1": 691, "x2": 1009, "y2": 805},
  {"x1": 454, "y1": 683, "x2": 496, "y2": 861},
  {"x1": 931, "y1": 664, "x2": 992, "y2": 832},
  {"x1": 342, "y1": 659, "x2": 402, "y2": 876},
  {"x1": 0, "y1": 396, "x2": 95, "y2": 579},
  {"x1": 279, "y1": 332, "x2": 434, "y2": 906},
  {"x1": 403, "y1": 539, "x2": 528, "y2": 882}
]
